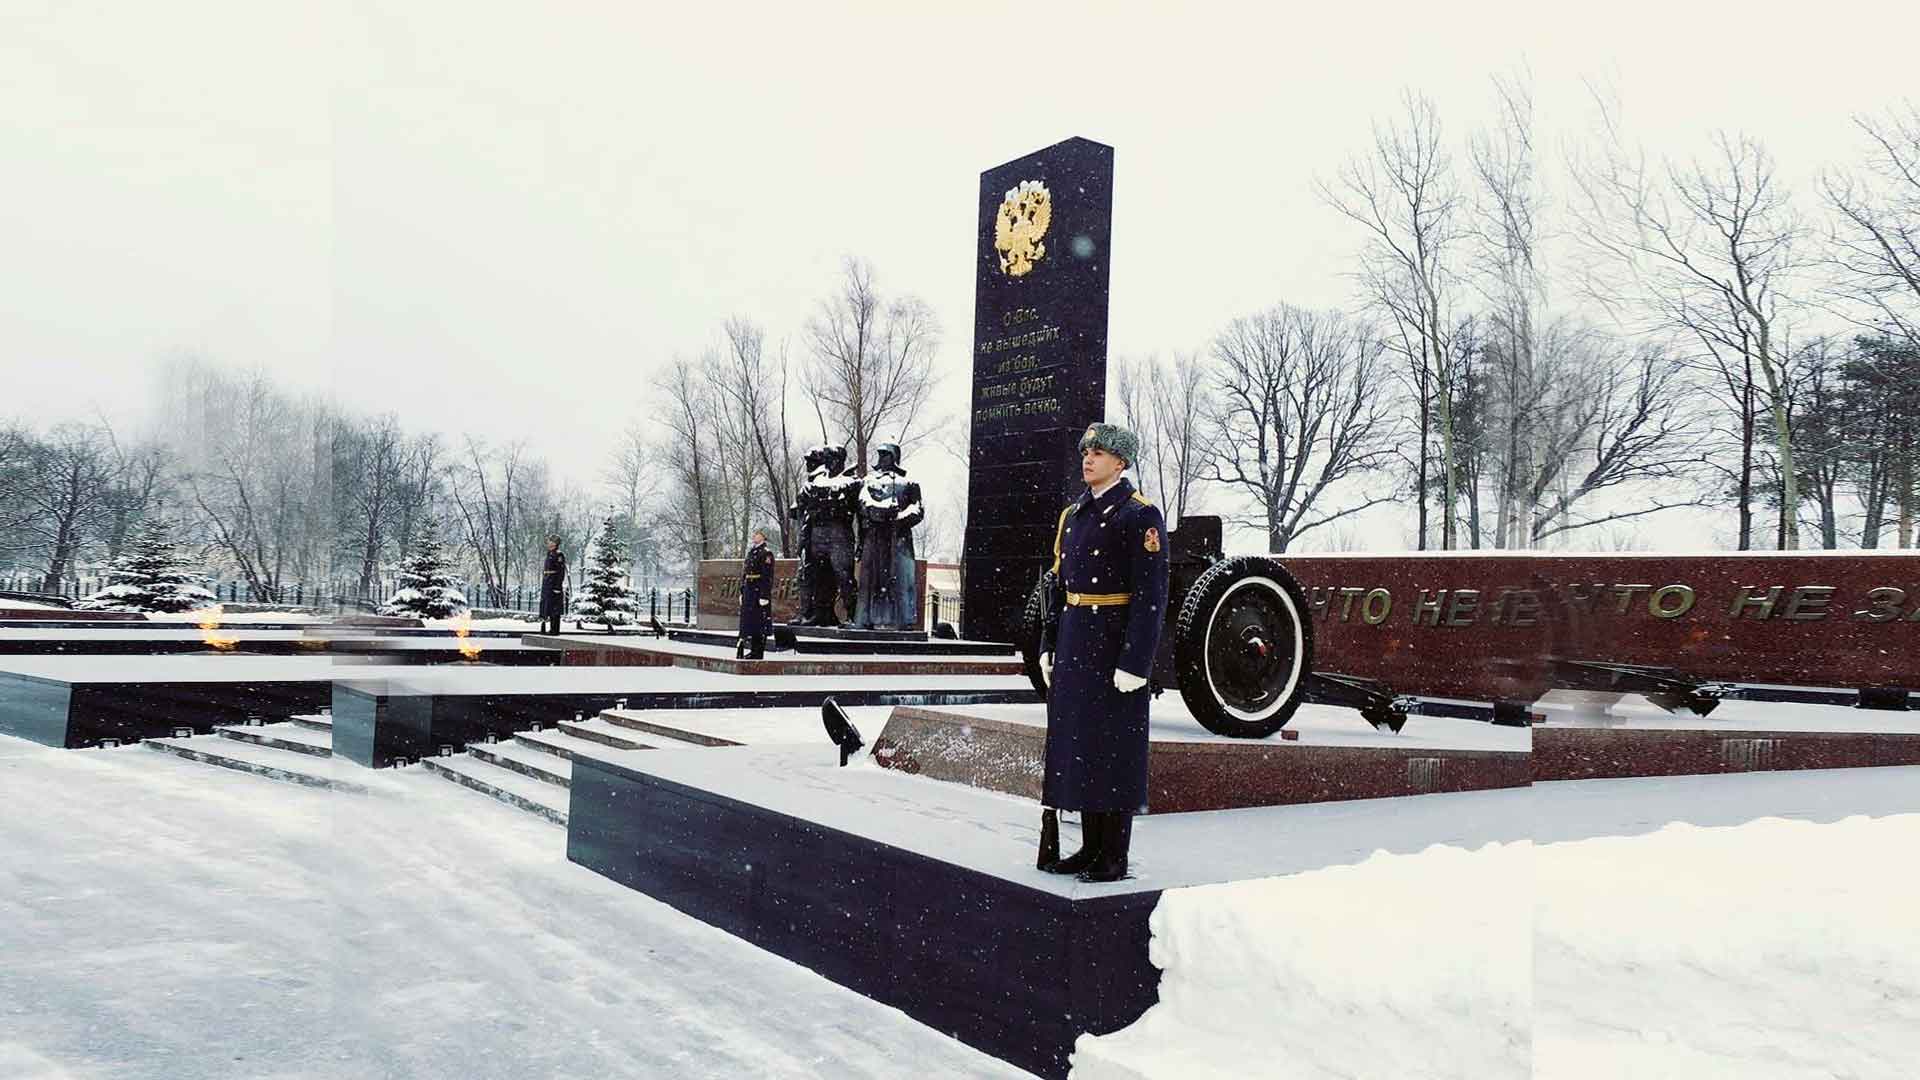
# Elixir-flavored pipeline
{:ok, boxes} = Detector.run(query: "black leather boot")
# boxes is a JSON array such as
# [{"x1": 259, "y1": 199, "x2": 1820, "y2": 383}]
[
  {"x1": 1037, "y1": 807, "x2": 1059, "y2": 870},
  {"x1": 1042, "y1": 811, "x2": 1101, "y2": 875},
  {"x1": 1077, "y1": 812, "x2": 1133, "y2": 882}
]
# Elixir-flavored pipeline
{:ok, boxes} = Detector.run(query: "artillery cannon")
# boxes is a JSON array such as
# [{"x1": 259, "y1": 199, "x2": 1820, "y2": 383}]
[{"x1": 1018, "y1": 514, "x2": 1413, "y2": 738}]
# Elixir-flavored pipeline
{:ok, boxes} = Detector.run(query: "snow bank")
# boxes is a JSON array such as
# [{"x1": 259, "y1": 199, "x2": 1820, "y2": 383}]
[
  {"x1": 1536, "y1": 813, "x2": 1920, "y2": 1079},
  {"x1": 1072, "y1": 841, "x2": 1530, "y2": 1080}
]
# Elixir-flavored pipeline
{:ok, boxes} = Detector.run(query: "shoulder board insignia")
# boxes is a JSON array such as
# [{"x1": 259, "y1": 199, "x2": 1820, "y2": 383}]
[{"x1": 1130, "y1": 492, "x2": 1153, "y2": 507}]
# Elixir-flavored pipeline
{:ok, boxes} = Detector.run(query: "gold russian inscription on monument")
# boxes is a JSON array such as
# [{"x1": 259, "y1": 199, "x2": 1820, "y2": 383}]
[
  {"x1": 994, "y1": 180, "x2": 1051, "y2": 277},
  {"x1": 1305, "y1": 582, "x2": 1920, "y2": 626},
  {"x1": 974, "y1": 396, "x2": 1063, "y2": 424},
  {"x1": 977, "y1": 326, "x2": 1062, "y2": 355}
]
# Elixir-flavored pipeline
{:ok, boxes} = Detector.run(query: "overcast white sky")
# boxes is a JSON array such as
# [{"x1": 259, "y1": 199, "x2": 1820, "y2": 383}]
[{"x1": 3, "y1": 1, "x2": 1914, "y2": 550}]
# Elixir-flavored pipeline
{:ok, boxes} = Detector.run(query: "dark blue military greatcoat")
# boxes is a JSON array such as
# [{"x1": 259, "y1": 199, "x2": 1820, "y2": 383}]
[
  {"x1": 739, "y1": 543, "x2": 776, "y2": 638},
  {"x1": 1040, "y1": 477, "x2": 1170, "y2": 812}
]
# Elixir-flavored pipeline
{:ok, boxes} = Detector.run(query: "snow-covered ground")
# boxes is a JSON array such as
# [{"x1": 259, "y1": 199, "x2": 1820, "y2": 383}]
[
  {"x1": 1072, "y1": 841, "x2": 1531, "y2": 1080},
  {"x1": 1073, "y1": 766, "x2": 1920, "y2": 1080},
  {"x1": 0, "y1": 735, "x2": 1031, "y2": 1079}
]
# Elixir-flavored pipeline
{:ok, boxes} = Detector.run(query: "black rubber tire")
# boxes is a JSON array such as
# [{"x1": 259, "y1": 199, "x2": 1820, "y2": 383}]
[
  {"x1": 1173, "y1": 556, "x2": 1315, "y2": 738},
  {"x1": 1018, "y1": 574, "x2": 1054, "y2": 698}
]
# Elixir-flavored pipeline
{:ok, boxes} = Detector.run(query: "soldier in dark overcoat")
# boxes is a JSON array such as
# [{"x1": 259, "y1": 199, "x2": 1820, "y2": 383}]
[
  {"x1": 538, "y1": 535, "x2": 568, "y2": 635},
  {"x1": 737, "y1": 528, "x2": 775, "y2": 659},
  {"x1": 1037, "y1": 423, "x2": 1169, "y2": 882}
]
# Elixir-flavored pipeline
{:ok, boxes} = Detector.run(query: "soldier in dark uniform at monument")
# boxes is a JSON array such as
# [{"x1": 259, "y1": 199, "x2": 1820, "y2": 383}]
[
  {"x1": 737, "y1": 528, "x2": 775, "y2": 659},
  {"x1": 1037, "y1": 423, "x2": 1169, "y2": 882},
  {"x1": 539, "y1": 535, "x2": 567, "y2": 635},
  {"x1": 856, "y1": 441, "x2": 924, "y2": 630},
  {"x1": 807, "y1": 443, "x2": 860, "y2": 626},
  {"x1": 786, "y1": 446, "x2": 827, "y2": 625}
]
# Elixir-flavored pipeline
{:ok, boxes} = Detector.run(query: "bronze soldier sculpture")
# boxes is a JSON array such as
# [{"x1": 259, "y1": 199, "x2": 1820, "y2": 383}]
[
  {"x1": 799, "y1": 444, "x2": 861, "y2": 626},
  {"x1": 1037, "y1": 423, "x2": 1169, "y2": 882},
  {"x1": 856, "y1": 441, "x2": 924, "y2": 630},
  {"x1": 737, "y1": 528, "x2": 775, "y2": 659},
  {"x1": 786, "y1": 446, "x2": 827, "y2": 625},
  {"x1": 539, "y1": 535, "x2": 567, "y2": 635}
]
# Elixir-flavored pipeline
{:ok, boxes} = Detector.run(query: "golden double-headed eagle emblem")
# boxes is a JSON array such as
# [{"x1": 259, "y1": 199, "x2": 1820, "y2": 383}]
[{"x1": 994, "y1": 179, "x2": 1052, "y2": 277}]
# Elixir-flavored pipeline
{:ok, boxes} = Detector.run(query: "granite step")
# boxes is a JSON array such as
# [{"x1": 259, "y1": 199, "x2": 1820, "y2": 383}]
[
  {"x1": 420, "y1": 754, "x2": 568, "y2": 825},
  {"x1": 513, "y1": 728, "x2": 632, "y2": 765},
  {"x1": 216, "y1": 721, "x2": 332, "y2": 757},
  {"x1": 291, "y1": 713, "x2": 332, "y2": 733},
  {"x1": 557, "y1": 717, "x2": 658, "y2": 751},
  {"x1": 145, "y1": 736, "x2": 366, "y2": 793},
  {"x1": 599, "y1": 709, "x2": 742, "y2": 748},
  {"x1": 467, "y1": 739, "x2": 572, "y2": 788}
]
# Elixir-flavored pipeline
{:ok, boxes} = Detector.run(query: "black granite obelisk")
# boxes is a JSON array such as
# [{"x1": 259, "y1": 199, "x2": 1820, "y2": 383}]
[{"x1": 962, "y1": 137, "x2": 1113, "y2": 643}]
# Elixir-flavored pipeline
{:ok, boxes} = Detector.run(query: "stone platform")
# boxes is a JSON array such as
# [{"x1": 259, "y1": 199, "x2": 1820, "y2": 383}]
[
  {"x1": 329, "y1": 666, "x2": 1038, "y2": 768},
  {"x1": 1532, "y1": 695, "x2": 1920, "y2": 780},
  {"x1": 0, "y1": 656, "x2": 382, "y2": 748},
  {"x1": 871, "y1": 701, "x2": 1532, "y2": 812},
  {"x1": 0, "y1": 628, "x2": 559, "y2": 663},
  {"x1": 668, "y1": 626, "x2": 1013, "y2": 657},
  {"x1": 524, "y1": 634, "x2": 1023, "y2": 677},
  {"x1": 566, "y1": 739, "x2": 1533, "y2": 1079}
]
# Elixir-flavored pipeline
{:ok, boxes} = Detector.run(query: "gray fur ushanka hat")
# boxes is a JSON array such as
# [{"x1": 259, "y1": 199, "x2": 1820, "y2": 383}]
[{"x1": 1078, "y1": 422, "x2": 1139, "y2": 466}]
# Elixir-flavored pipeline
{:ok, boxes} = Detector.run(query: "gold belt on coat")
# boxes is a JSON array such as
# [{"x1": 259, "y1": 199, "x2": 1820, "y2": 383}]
[{"x1": 1066, "y1": 591, "x2": 1130, "y2": 607}]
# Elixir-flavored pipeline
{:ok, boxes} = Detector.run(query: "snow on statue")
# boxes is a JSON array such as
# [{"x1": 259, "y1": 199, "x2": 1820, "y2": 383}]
[
  {"x1": 570, "y1": 516, "x2": 639, "y2": 631},
  {"x1": 74, "y1": 518, "x2": 216, "y2": 613},
  {"x1": 380, "y1": 521, "x2": 469, "y2": 619}
]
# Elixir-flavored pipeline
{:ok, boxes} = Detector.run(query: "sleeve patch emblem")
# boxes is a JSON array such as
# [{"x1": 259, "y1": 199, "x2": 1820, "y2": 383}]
[{"x1": 1143, "y1": 527, "x2": 1161, "y2": 553}]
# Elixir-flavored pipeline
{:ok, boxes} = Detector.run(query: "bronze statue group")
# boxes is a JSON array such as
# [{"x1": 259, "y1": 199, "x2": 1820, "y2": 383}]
[{"x1": 734, "y1": 440, "x2": 926, "y2": 659}]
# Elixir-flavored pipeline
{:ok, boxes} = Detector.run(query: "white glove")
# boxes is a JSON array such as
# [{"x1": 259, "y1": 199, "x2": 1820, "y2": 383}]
[
  {"x1": 759, "y1": 599, "x2": 770, "y2": 606},
  {"x1": 1040, "y1": 652, "x2": 1053, "y2": 680},
  {"x1": 1113, "y1": 669, "x2": 1147, "y2": 693}
]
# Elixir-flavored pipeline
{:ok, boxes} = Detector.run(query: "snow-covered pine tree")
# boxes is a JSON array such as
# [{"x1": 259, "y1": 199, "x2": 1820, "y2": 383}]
[
  {"x1": 75, "y1": 517, "x2": 216, "y2": 613},
  {"x1": 380, "y1": 520, "x2": 468, "y2": 619},
  {"x1": 570, "y1": 516, "x2": 638, "y2": 630}
]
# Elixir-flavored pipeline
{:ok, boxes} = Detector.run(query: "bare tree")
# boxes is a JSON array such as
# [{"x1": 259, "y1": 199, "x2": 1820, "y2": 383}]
[
  {"x1": 600, "y1": 426, "x2": 663, "y2": 579},
  {"x1": 1115, "y1": 352, "x2": 1209, "y2": 527},
  {"x1": 1466, "y1": 71, "x2": 1550, "y2": 548},
  {"x1": 1572, "y1": 119, "x2": 1807, "y2": 548},
  {"x1": 654, "y1": 356, "x2": 719, "y2": 564},
  {"x1": 1824, "y1": 103, "x2": 1920, "y2": 349},
  {"x1": 17, "y1": 423, "x2": 114, "y2": 590},
  {"x1": 335, "y1": 414, "x2": 405, "y2": 593},
  {"x1": 1322, "y1": 91, "x2": 1466, "y2": 548},
  {"x1": 804, "y1": 257, "x2": 941, "y2": 471},
  {"x1": 1524, "y1": 336, "x2": 1708, "y2": 542},
  {"x1": 446, "y1": 436, "x2": 529, "y2": 607},
  {"x1": 718, "y1": 317, "x2": 802, "y2": 555},
  {"x1": 1203, "y1": 305, "x2": 1400, "y2": 552},
  {"x1": 163, "y1": 362, "x2": 329, "y2": 600}
]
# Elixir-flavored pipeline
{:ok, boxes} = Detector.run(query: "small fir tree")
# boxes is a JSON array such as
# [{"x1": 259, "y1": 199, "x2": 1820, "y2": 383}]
[
  {"x1": 380, "y1": 521, "x2": 468, "y2": 619},
  {"x1": 75, "y1": 518, "x2": 216, "y2": 613},
  {"x1": 570, "y1": 516, "x2": 638, "y2": 630}
]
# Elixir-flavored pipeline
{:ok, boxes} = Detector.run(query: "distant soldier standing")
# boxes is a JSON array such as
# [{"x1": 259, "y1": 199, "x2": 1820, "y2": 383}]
[
  {"x1": 1037, "y1": 423, "x2": 1169, "y2": 882},
  {"x1": 737, "y1": 528, "x2": 775, "y2": 659},
  {"x1": 539, "y1": 535, "x2": 567, "y2": 635}
]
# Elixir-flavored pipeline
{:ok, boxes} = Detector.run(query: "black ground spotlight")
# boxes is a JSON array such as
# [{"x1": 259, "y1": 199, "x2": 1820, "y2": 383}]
[
  {"x1": 821, "y1": 697, "x2": 864, "y2": 766},
  {"x1": 1856, "y1": 686, "x2": 1912, "y2": 712}
]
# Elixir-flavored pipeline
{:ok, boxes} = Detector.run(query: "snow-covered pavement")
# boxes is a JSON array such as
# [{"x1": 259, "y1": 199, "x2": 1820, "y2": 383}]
[
  {"x1": 1072, "y1": 767, "x2": 1920, "y2": 1080},
  {"x1": 0, "y1": 735, "x2": 1031, "y2": 1079}
]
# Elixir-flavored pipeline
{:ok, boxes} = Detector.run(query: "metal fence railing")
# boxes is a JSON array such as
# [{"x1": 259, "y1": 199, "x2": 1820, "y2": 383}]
[{"x1": 0, "y1": 576, "x2": 698, "y2": 622}]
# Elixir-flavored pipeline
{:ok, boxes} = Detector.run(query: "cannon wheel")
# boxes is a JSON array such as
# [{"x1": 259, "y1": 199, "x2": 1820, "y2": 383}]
[
  {"x1": 1018, "y1": 574, "x2": 1054, "y2": 697},
  {"x1": 1174, "y1": 556, "x2": 1314, "y2": 738}
]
